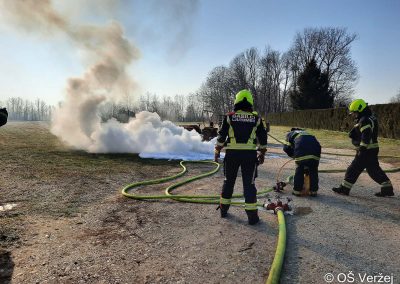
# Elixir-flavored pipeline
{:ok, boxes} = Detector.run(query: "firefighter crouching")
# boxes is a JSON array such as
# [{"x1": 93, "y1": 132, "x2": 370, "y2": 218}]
[
  {"x1": 332, "y1": 99, "x2": 394, "y2": 197},
  {"x1": 214, "y1": 89, "x2": 268, "y2": 225},
  {"x1": 283, "y1": 128, "x2": 321, "y2": 197}
]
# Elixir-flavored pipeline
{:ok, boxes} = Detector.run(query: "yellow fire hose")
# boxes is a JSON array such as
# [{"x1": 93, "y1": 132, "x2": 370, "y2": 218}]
[
  {"x1": 121, "y1": 136, "x2": 399, "y2": 284},
  {"x1": 122, "y1": 160, "x2": 283, "y2": 283},
  {"x1": 266, "y1": 210, "x2": 286, "y2": 284},
  {"x1": 122, "y1": 160, "x2": 273, "y2": 206}
]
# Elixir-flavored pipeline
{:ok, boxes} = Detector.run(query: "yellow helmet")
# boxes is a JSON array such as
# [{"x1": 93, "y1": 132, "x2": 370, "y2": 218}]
[
  {"x1": 234, "y1": 89, "x2": 254, "y2": 106},
  {"x1": 348, "y1": 99, "x2": 367, "y2": 113}
]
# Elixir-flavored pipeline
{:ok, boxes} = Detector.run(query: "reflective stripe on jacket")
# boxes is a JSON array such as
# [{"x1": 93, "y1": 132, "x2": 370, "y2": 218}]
[
  {"x1": 354, "y1": 113, "x2": 379, "y2": 150},
  {"x1": 216, "y1": 110, "x2": 268, "y2": 151},
  {"x1": 283, "y1": 130, "x2": 321, "y2": 161}
]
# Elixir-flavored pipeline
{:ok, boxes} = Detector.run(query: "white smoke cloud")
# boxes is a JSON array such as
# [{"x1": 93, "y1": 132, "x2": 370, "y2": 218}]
[
  {"x1": 89, "y1": 111, "x2": 214, "y2": 160},
  {"x1": 0, "y1": 0, "x2": 211, "y2": 160}
]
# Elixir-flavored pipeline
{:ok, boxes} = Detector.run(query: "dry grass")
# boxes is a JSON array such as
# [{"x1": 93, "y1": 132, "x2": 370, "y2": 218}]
[{"x1": 0, "y1": 122, "x2": 180, "y2": 217}]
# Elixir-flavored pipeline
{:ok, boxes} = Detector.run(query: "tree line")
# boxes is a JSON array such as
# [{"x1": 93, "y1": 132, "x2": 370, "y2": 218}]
[
  {"x1": 0, "y1": 94, "x2": 203, "y2": 123},
  {"x1": 134, "y1": 27, "x2": 398, "y2": 120},
  {"x1": 115, "y1": 27, "x2": 362, "y2": 123},
  {"x1": 0, "y1": 97, "x2": 53, "y2": 121},
  {"x1": 2, "y1": 27, "x2": 399, "y2": 123},
  {"x1": 96, "y1": 92, "x2": 204, "y2": 123},
  {"x1": 197, "y1": 27, "x2": 359, "y2": 118}
]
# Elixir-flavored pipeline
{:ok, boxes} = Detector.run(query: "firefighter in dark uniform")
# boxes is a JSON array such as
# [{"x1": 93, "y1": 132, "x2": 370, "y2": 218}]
[
  {"x1": 332, "y1": 99, "x2": 394, "y2": 197},
  {"x1": 283, "y1": 128, "x2": 321, "y2": 197},
  {"x1": 0, "y1": 108, "x2": 8, "y2": 127},
  {"x1": 214, "y1": 90, "x2": 268, "y2": 225}
]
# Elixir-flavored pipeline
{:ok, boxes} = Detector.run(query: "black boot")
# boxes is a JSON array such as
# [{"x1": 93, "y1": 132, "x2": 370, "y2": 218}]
[
  {"x1": 246, "y1": 210, "x2": 260, "y2": 225},
  {"x1": 375, "y1": 186, "x2": 394, "y2": 197},
  {"x1": 332, "y1": 185, "x2": 350, "y2": 196},
  {"x1": 218, "y1": 204, "x2": 230, "y2": 218}
]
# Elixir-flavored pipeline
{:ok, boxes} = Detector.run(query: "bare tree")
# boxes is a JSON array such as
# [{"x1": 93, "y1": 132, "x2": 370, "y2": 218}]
[
  {"x1": 184, "y1": 93, "x2": 203, "y2": 122},
  {"x1": 258, "y1": 47, "x2": 288, "y2": 114},
  {"x1": 200, "y1": 66, "x2": 235, "y2": 115},
  {"x1": 280, "y1": 52, "x2": 292, "y2": 111},
  {"x1": 290, "y1": 27, "x2": 358, "y2": 104},
  {"x1": 243, "y1": 47, "x2": 260, "y2": 105},
  {"x1": 229, "y1": 54, "x2": 247, "y2": 92},
  {"x1": 5, "y1": 97, "x2": 52, "y2": 121}
]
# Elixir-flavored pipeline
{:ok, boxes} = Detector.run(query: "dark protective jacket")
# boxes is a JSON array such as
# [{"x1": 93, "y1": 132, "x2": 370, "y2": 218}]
[
  {"x1": 0, "y1": 108, "x2": 8, "y2": 127},
  {"x1": 216, "y1": 110, "x2": 268, "y2": 151},
  {"x1": 283, "y1": 130, "x2": 321, "y2": 162},
  {"x1": 348, "y1": 107, "x2": 379, "y2": 150}
]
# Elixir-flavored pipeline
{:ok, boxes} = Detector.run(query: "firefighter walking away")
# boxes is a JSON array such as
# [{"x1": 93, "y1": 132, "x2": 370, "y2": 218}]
[
  {"x1": 332, "y1": 99, "x2": 394, "y2": 197},
  {"x1": 214, "y1": 89, "x2": 268, "y2": 225}
]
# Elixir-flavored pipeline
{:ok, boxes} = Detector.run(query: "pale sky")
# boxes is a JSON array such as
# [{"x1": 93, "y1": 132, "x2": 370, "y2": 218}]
[{"x1": 0, "y1": 0, "x2": 399, "y2": 106}]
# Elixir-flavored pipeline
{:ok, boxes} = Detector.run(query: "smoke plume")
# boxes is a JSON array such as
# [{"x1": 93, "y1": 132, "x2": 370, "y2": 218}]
[{"x1": 0, "y1": 0, "x2": 211, "y2": 159}]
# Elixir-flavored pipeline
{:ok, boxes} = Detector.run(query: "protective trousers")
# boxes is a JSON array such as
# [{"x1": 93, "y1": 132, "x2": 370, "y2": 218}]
[
  {"x1": 343, "y1": 148, "x2": 391, "y2": 189},
  {"x1": 221, "y1": 150, "x2": 258, "y2": 221},
  {"x1": 294, "y1": 159, "x2": 319, "y2": 192}
]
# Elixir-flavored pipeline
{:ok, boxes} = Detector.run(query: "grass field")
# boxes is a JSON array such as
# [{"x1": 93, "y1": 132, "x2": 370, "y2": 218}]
[{"x1": 0, "y1": 122, "x2": 179, "y2": 217}]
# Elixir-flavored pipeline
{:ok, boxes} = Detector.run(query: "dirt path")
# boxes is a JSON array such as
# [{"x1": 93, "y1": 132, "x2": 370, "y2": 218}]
[{"x1": 1, "y1": 122, "x2": 399, "y2": 284}]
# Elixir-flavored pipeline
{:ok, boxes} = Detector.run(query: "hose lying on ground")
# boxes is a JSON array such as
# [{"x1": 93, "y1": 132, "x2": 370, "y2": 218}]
[
  {"x1": 266, "y1": 210, "x2": 286, "y2": 284},
  {"x1": 121, "y1": 139, "x2": 399, "y2": 284},
  {"x1": 122, "y1": 160, "x2": 283, "y2": 283},
  {"x1": 122, "y1": 160, "x2": 273, "y2": 205}
]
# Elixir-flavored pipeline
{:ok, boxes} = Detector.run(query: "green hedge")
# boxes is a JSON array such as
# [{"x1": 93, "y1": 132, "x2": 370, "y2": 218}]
[{"x1": 267, "y1": 103, "x2": 400, "y2": 139}]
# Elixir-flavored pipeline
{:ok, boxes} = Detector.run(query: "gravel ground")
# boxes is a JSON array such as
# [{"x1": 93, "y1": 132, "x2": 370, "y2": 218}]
[{"x1": 0, "y1": 122, "x2": 399, "y2": 284}]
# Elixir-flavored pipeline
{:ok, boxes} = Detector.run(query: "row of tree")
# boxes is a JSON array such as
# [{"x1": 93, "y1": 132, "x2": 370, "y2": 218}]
[
  {"x1": 197, "y1": 27, "x2": 359, "y2": 117},
  {"x1": 2, "y1": 27, "x2": 399, "y2": 123},
  {"x1": 96, "y1": 93, "x2": 204, "y2": 123},
  {"x1": 0, "y1": 97, "x2": 53, "y2": 121},
  {"x1": 3, "y1": 87, "x2": 399, "y2": 124},
  {"x1": 0, "y1": 94, "x2": 203, "y2": 123}
]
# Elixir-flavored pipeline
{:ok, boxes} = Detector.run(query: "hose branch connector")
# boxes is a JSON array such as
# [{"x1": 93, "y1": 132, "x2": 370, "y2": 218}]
[{"x1": 264, "y1": 196, "x2": 292, "y2": 214}]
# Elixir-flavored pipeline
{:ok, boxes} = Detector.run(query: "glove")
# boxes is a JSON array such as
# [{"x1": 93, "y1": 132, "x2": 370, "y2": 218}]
[
  {"x1": 214, "y1": 145, "x2": 223, "y2": 162},
  {"x1": 348, "y1": 126, "x2": 357, "y2": 139},
  {"x1": 257, "y1": 149, "x2": 266, "y2": 165}
]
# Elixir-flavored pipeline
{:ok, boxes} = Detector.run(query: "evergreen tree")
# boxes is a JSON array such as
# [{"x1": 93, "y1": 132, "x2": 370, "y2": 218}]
[{"x1": 290, "y1": 59, "x2": 334, "y2": 109}]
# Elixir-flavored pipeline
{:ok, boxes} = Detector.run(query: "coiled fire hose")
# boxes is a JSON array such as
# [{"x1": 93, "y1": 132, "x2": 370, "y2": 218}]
[
  {"x1": 122, "y1": 160, "x2": 273, "y2": 205},
  {"x1": 122, "y1": 134, "x2": 399, "y2": 284}
]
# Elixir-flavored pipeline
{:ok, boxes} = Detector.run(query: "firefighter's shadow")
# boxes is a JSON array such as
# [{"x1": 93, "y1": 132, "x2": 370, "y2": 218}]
[{"x1": 0, "y1": 250, "x2": 14, "y2": 284}]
